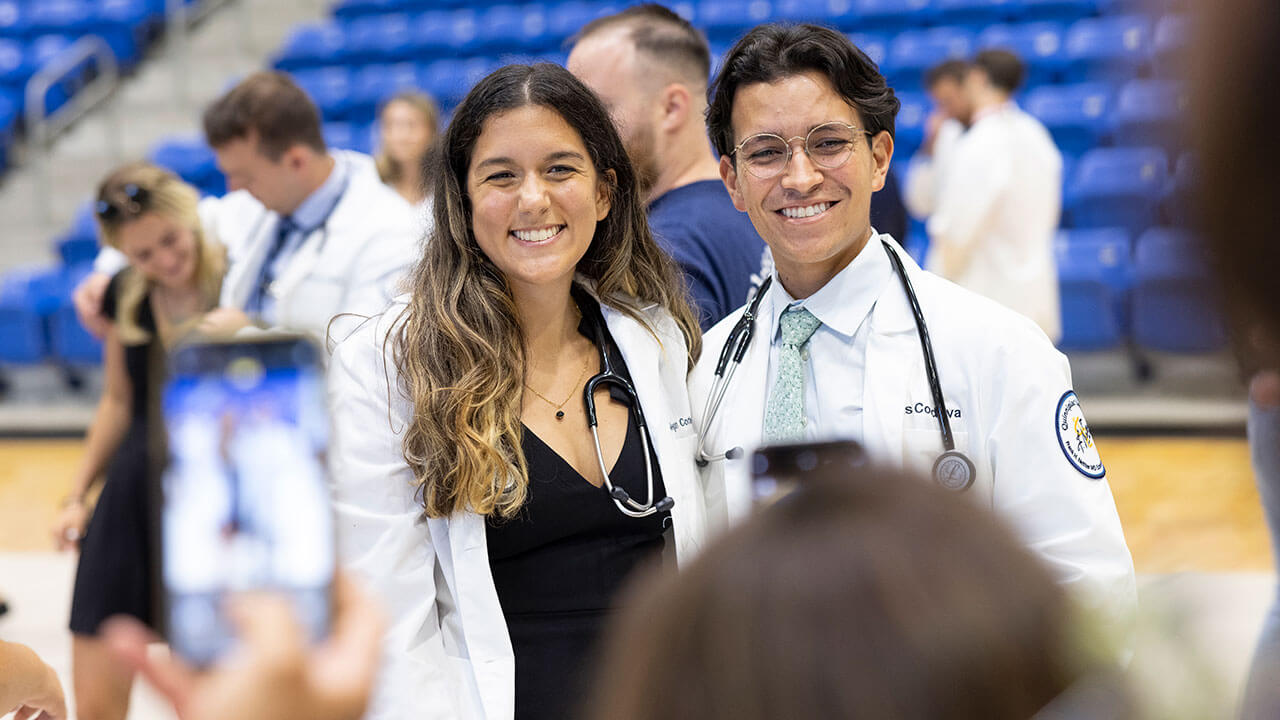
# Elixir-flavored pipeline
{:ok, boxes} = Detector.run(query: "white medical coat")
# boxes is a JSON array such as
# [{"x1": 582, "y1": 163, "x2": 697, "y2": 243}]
[
  {"x1": 327, "y1": 295, "x2": 711, "y2": 720},
  {"x1": 94, "y1": 150, "x2": 420, "y2": 340},
  {"x1": 690, "y1": 235, "x2": 1135, "y2": 636},
  {"x1": 922, "y1": 103, "x2": 1063, "y2": 342},
  {"x1": 904, "y1": 117, "x2": 965, "y2": 220}
]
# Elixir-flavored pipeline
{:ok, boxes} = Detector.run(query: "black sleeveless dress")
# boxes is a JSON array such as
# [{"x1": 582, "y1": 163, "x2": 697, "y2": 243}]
[
  {"x1": 486, "y1": 294, "x2": 672, "y2": 720},
  {"x1": 69, "y1": 268, "x2": 160, "y2": 634}
]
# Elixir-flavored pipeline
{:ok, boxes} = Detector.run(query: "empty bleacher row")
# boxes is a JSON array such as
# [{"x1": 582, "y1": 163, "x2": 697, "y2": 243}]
[
  {"x1": 0, "y1": 0, "x2": 211, "y2": 176},
  {"x1": 0, "y1": 0, "x2": 1221, "y2": 380}
]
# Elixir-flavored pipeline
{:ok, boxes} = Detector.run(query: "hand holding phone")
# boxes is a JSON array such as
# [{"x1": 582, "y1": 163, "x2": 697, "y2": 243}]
[
  {"x1": 103, "y1": 571, "x2": 382, "y2": 720},
  {"x1": 157, "y1": 335, "x2": 335, "y2": 666}
]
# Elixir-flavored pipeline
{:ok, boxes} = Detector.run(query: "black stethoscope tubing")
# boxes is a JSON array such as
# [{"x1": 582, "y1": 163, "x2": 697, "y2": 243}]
[
  {"x1": 696, "y1": 238, "x2": 974, "y2": 490},
  {"x1": 583, "y1": 310, "x2": 674, "y2": 517}
]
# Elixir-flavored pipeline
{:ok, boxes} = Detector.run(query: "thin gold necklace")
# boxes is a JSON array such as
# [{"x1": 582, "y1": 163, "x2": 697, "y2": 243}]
[{"x1": 525, "y1": 356, "x2": 591, "y2": 420}]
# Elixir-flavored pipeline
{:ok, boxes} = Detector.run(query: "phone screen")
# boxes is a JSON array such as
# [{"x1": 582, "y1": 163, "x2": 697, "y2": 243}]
[
  {"x1": 750, "y1": 440, "x2": 867, "y2": 508},
  {"x1": 158, "y1": 336, "x2": 333, "y2": 666}
]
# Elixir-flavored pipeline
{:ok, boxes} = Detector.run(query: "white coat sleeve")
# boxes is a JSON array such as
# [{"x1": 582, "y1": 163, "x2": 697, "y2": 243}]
[
  {"x1": 924, "y1": 132, "x2": 1011, "y2": 280},
  {"x1": 327, "y1": 322, "x2": 465, "y2": 720},
  {"x1": 984, "y1": 330, "x2": 1137, "y2": 647}
]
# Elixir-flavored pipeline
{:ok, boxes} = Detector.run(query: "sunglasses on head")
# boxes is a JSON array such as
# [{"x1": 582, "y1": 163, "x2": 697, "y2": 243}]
[{"x1": 95, "y1": 183, "x2": 151, "y2": 224}]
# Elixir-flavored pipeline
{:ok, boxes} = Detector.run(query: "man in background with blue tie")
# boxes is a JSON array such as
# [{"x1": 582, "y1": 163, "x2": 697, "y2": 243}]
[{"x1": 76, "y1": 72, "x2": 418, "y2": 341}]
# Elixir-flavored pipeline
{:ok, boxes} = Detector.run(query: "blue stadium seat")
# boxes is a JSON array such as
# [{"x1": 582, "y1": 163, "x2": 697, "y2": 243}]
[
  {"x1": 848, "y1": 32, "x2": 889, "y2": 70},
  {"x1": 1111, "y1": 79, "x2": 1184, "y2": 149},
  {"x1": 475, "y1": 4, "x2": 551, "y2": 52},
  {"x1": 323, "y1": 122, "x2": 373, "y2": 155},
  {"x1": 1151, "y1": 14, "x2": 1187, "y2": 77},
  {"x1": 24, "y1": 35, "x2": 78, "y2": 116},
  {"x1": 420, "y1": 56, "x2": 496, "y2": 108},
  {"x1": 0, "y1": 267, "x2": 58, "y2": 364},
  {"x1": 409, "y1": 11, "x2": 456, "y2": 56},
  {"x1": 935, "y1": 0, "x2": 1020, "y2": 28},
  {"x1": 273, "y1": 22, "x2": 346, "y2": 71},
  {"x1": 774, "y1": 0, "x2": 853, "y2": 26},
  {"x1": 1131, "y1": 228, "x2": 1227, "y2": 353},
  {"x1": 1063, "y1": 15, "x2": 1151, "y2": 81},
  {"x1": 1023, "y1": 82, "x2": 1111, "y2": 156},
  {"x1": 852, "y1": 0, "x2": 936, "y2": 31},
  {"x1": 49, "y1": 302, "x2": 102, "y2": 365},
  {"x1": 444, "y1": 8, "x2": 480, "y2": 54},
  {"x1": 546, "y1": 1, "x2": 613, "y2": 46},
  {"x1": 1066, "y1": 146, "x2": 1167, "y2": 231},
  {"x1": 976, "y1": 22, "x2": 1066, "y2": 86},
  {"x1": 0, "y1": 1, "x2": 30, "y2": 39},
  {"x1": 885, "y1": 27, "x2": 973, "y2": 91},
  {"x1": 894, "y1": 91, "x2": 929, "y2": 159},
  {"x1": 1054, "y1": 228, "x2": 1130, "y2": 350},
  {"x1": 1018, "y1": 0, "x2": 1100, "y2": 22},
  {"x1": 697, "y1": 0, "x2": 777, "y2": 40},
  {"x1": 290, "y1": 66, "x2": 354, "y2": 121},
  {"x1": 93, "y1": 0, "x2": 162, "y2": 69},
  {"x1": 149, "y1": 135, "x2": 221, "y2": 194},
  {"x1": 347, "y1": 62, "x2": 419, "y2": 123},
  {"x1": 341, "y1": 13, "x2": 413, "y2": 65}
]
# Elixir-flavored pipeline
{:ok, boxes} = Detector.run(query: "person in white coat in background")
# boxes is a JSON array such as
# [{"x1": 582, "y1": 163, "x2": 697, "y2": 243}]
[
  {"x1": 692, "y1": 24, "x2": 1134, "y2": 645},
  {"x1": 923, "y1": 49, "x2": 1064, "y2": 342},
  {"x1": 903, "y1": 59, "x2": 972, "y2": 221},
  {"x1": 74, "y1": 72, "x2": 419, "y2": 341},
  {"x1": 327, "y1": 63, "x2": 707, "y2": 720}
]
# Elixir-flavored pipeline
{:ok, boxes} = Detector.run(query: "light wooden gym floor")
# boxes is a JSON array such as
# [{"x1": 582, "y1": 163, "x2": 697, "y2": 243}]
[
  {"x1": 0, "y1": 434, "x2": 1273, "y2": 719},
  {"x1": 0, "y1": 435, "x2": 1270, "y2": 570}
]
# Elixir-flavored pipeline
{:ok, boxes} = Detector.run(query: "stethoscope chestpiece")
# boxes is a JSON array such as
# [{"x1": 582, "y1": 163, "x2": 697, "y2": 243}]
[{"x1": 932, "y1": 450, "x2": 975, "y2": 492}]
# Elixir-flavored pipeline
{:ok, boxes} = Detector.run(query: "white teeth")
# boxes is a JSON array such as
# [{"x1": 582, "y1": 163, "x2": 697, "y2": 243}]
[
  {"x1": 512, "y1": 226, "x2": 562, "y2": 242},
  {"x1": 780, "y1": 202, "x2": 831, "y2": 219}
]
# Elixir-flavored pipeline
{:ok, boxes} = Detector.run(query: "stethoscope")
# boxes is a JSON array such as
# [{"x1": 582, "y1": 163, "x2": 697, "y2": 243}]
[
  {"x1": 248, "y1": 164, "x2": 351, "y2": 310},
  {"x1": 695, "y1": 238, "x2": 977, "y2": 492},
  {"x1": 583, "y1": 305, "x2": 676, "y2": 517}
]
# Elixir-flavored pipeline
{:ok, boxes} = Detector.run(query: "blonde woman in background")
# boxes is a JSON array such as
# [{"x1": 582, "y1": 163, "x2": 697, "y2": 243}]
[
  {"x1": 50, "y1": 163, "x2": 232, "y2": 720},
  {"x1": 375, "y1": 91, "x2": 440, "y2": 210}
]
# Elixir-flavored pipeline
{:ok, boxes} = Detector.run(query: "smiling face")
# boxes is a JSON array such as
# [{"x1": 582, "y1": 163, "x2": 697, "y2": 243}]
[
  {"x1": 115, "y1": 211, "x2": 199, "y2": 290},
  {"x1": 467, "y1": 104, "x2": 612, "y2": 294},
  {"x1": 720, "y1": 71, "x2": 892, "y2": 298}
]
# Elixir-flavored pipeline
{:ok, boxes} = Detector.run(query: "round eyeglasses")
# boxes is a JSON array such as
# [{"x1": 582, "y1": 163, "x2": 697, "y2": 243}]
[{"x1": 730, "y1": 121, "x2": 873, "y2": 180}]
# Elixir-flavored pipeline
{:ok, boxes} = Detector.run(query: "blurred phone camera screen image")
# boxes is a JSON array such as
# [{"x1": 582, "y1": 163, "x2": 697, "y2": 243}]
[
  {"x1": 751, "y1": 440, "x2": 866, "y2": 508},
  {"x1": 160, "y1": 336, "x2": 333, "y2": 667}
]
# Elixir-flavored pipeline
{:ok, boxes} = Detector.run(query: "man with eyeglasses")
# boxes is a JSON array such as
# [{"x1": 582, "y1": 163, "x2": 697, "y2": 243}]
[{"x1": 689, "y1": 24, "x2": 1135, "y2": 650}]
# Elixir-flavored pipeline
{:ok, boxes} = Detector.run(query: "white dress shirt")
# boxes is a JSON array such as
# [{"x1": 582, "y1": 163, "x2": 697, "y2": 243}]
[{"x1": 763, "y1": 232, "x2": 894, "y2": 443}]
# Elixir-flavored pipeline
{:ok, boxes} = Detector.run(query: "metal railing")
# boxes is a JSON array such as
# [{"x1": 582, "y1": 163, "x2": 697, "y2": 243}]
[{"x1": 25, "y1": 35, "x2": 120, "y2": 223}]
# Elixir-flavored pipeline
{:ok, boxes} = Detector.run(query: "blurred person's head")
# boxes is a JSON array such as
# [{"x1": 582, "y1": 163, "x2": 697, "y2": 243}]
[
  {"x1": 376, "y1": 91, "x2": 440, "y2": 203},
  {"x1": 924, "y1": 59, "x2": 973, "y2": 125},
  {"x1": 396, "y1": 63, "x2": 699, "y2": 519},
  {"x1": 95, "y1": 163, "x2": 226, "y2": 341},
  {"x1": 587, "y1": 463, "x2": 1108, "y2": 720},
  {"x1": 1191, "y1": 0, "x2": 1280, "y2": 368},
  {"x1": 203, "y1": 71, "x2": 330, "y2": 216},
  {"x1": 568, "y1": 4, "x2": 713, "y2": 202},
  {"x1": 707, "y1": 24, "x2": 896, "y2": 298},
  {"x1": 966, "y1": 50, "x2": 1025, "y2": 111}
]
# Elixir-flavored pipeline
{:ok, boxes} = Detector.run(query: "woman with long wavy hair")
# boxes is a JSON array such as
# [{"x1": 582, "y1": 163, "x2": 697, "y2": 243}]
[{"x1": 327, "y1": 63, "x2": 710, "y2": 720}]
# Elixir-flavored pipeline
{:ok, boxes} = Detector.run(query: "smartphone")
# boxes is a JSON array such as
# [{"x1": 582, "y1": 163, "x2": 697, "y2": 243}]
[
  {"x1": 750, "y1": 440, "x2": 867, "y2": 508},
  {"x1": 155, "y1": 334, "x2": 334, "y2": 666}
]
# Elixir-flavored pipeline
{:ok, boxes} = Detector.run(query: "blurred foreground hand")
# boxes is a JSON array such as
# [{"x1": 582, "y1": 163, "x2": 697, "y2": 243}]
[{"x1": 102, "y1": 572, "x2": 383, "y2": 720}]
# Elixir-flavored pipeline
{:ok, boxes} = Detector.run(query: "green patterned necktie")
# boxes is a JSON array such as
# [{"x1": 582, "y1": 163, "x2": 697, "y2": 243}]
[{"x1": 763, "y1": 306, "x2": 822, "y2": 443}]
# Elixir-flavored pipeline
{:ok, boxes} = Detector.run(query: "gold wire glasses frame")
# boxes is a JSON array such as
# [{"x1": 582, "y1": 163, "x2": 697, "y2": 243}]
[{"x1": 730, "y1": 121, "x2": 874, "y2": 180}]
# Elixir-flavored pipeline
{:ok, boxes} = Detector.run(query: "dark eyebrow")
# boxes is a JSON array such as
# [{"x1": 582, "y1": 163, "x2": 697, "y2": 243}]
[{"x1": 474, "y1": 150, "x2": 589, "y2": 172}]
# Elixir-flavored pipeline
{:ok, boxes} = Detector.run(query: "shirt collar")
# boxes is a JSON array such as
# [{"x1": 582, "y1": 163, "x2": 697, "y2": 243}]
[
  {"x1": 288, "y1": 152, "x2": 349, "y2": 232},
  {"x1": 768, "y1": 230, "x2": 893, "y2": 342}
]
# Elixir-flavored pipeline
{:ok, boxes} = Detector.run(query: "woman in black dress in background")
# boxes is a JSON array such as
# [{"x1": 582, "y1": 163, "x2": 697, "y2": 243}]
[{"x1": 50, "y1": 163, "x2": 226, "y2": 720}]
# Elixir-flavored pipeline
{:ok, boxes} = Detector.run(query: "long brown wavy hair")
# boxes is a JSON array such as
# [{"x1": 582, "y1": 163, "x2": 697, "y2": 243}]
[{"x1": 394, "y1": 63, "x2": 701, "y2": 519}]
